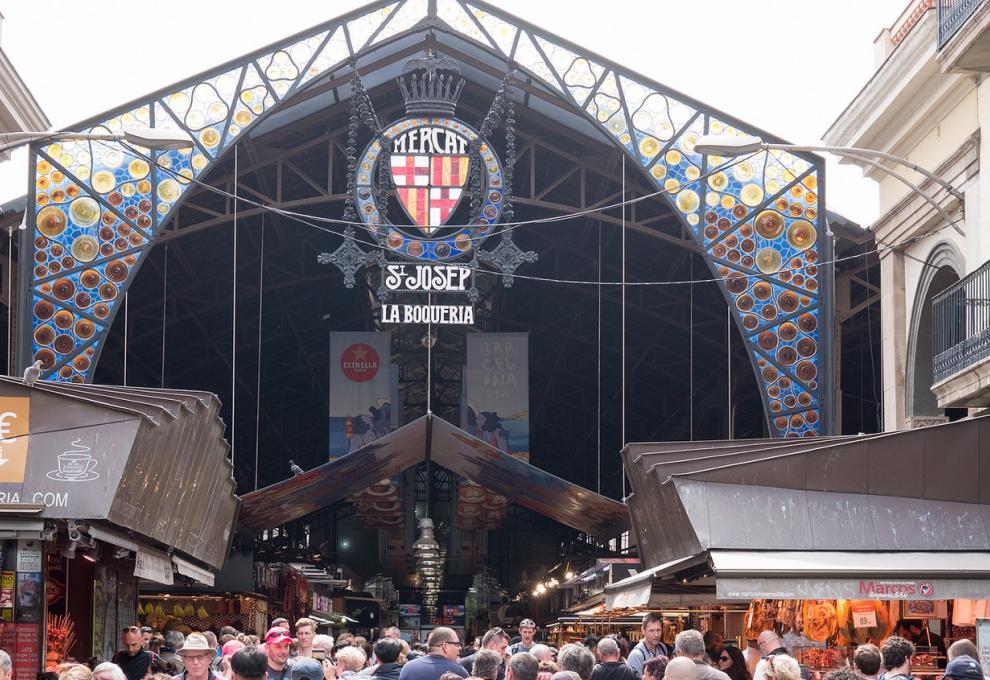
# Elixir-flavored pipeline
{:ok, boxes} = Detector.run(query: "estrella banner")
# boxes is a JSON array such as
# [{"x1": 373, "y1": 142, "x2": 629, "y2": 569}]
[
  {"x1": 329, "y1": 332, "x2": 395, "y2": 458},
  {"x1": 462, "y1": 333, "x2": 529, "y2": 460}
]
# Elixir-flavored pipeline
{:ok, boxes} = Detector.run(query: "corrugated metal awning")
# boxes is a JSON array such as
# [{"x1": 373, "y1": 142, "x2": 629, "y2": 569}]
[
  {"x1": 0, "y1": 378, "x2": 238, "y2": 570},
  {"x1": 623, "y1": 416, "x2": 990, "y2": 569},
  {"x1": 241, "y1": 414, "x2": 628, "y2": 538},
  {"x1": 604, "y1": 554, "x2": 706, "y2": 609}
]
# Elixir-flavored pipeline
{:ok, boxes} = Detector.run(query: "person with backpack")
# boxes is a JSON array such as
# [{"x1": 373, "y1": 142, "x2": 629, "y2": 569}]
[{"x1": 627, "y1": 614, "x2": 669, "y2": 676}]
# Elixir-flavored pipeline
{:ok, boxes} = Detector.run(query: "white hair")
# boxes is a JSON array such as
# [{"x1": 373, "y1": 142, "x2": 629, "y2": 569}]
[
  {"x1": 0, "y1": 651, "x2": 9, "y2": 674},
  {"x1": 336, "y1": 646, "x2": 367, "y2": 672},
  {"x1": 596, "y1": 639, "x2": 619, "y2": 658},
  {"x1": 313, "y1": 634, "x2": 335, "y2": 651},
  {"x1": 92, "y1": 663, "x2": 126, "y2": 680},
  {"x1": 530, "y1": 644, "x2": 552, "y2": 661}
]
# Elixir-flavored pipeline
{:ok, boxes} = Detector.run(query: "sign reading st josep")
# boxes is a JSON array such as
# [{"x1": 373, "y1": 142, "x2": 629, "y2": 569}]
[{"x1": 380, "y1": 264, "x2": 474, "y2": 324}]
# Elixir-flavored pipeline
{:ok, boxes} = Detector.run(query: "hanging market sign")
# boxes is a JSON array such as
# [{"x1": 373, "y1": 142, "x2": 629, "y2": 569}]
[
  {"x1": 319, "y1": 50, "x2": 536, "y2": 309},
  {"x1": 379, "y1": 264, "x2": 474, "y2": 324}
]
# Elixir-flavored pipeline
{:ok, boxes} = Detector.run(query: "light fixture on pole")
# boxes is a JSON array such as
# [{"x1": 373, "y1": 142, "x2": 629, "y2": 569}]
[
  {"x1": 0, "y1": 127, "x2": 195, "y2": 155},
  {"x1": 693, "y1": 134, "x2": 964, "y2": 233}
]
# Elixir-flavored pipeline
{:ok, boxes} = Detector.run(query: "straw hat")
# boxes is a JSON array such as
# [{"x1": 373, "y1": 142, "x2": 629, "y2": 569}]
[{"x1": 178, "y1": 633, "x2": 214, "y2": 655}]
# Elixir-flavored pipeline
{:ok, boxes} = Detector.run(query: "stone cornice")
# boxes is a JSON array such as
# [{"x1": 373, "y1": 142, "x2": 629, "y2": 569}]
[
  {"x1": 873, "y1": 133, "x2": 978, "y2": 251},
  {"x1": 0, "y1": 47, "x2": 48, "y2": 132},
  {"x1": 825, "y1": 11, "x2": 941, "y2": 148}
]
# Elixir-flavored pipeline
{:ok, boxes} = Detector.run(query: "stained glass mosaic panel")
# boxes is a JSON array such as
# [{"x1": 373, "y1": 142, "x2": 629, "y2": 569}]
[{"x1": 23, "y1": 0, "x2": 830, "y2": 436}]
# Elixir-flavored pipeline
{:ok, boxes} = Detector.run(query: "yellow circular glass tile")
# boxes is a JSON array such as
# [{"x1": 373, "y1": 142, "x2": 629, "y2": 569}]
[
  {"x1": 158, "y1": 179, "x2": 181, "y2": 202},
  {"x1": 128, "y1": 159, "x2": 150, "y2": 179},
  {"x1": 708, "y1": 172, "x2": 728, "y2": 191},
  {"x1": 675, "y1": 189, "x2": 699, "y2": 213},
  {"x1": 91, "y1": 170, "x2": 116, "y2": 194},
  {"x1": 639, "y1": 137, "x2": 660, "y2": 158},
  {"x1": 200, "y1": 128, "x2": 220, "y2": 148},
  {"x1": 740, "y1": 184, "x2": 764, "y2": 206}
]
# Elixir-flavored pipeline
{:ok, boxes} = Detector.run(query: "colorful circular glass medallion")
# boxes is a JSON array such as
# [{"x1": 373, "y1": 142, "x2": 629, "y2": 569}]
[
  {"x1": 355, "y1": 116, "x2": 503, "y2": 261},
  {"x1": 158, "y1": 179, "x2": 181, "y2": 203},
  {"x1": 37, "y1": 206, "x2": 67, "y2": 237},
  {"x1": 732, "y1": 162, "x2": 754, "y2": 181},
  {"x1": 676, "y1": 190, "x2": 699, "y2": 213},
  {"x1": 754, "y1": 248, "x2": 782, "y2": 274},
  {"x1": 754, "y1": 209, "x2": 785, "y2": 240},
  {"x1": 71, "y1": 235, "x2": 99, "y2": 263},
  {"x1": 69, "y1": 198, "x2": 100, "y2": 227},
  {"x1": 91, "y1": 170, "x2": 117, "y2": 194},
  {"x1": 740, "y1": 184, "x2": 764, "y2": 206},
  {"x1": 787, "y1": 220, "x2": 817, "y2": 251},
  {"x1": 128, "y1": 159, "x2": 150, "y2": 180},
  {"x1": 639, "y1": 137, "x2": 659, "y2": 157}
]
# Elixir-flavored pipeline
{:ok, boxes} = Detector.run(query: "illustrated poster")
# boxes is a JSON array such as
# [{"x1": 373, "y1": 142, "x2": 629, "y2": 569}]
[
  {"x1": 328, "y1": 333, "x2": 396, "y2": 458},
  {"x1": 462, "y1": 333, "x2": 529, "y2": 459}
]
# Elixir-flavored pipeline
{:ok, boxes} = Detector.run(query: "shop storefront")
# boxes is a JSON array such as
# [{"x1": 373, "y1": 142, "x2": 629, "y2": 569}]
[
  {"x1": 0, "y1": 378, "x2": 238, "y2": 674},
  {"x1": 612, "y1": 417, "x2": 990, "y2": 675}
]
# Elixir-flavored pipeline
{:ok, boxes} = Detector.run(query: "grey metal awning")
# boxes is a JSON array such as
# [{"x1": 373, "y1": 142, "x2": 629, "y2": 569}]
[
  {"x1": 604, "y1": 554, "x2": 707, "y2": 609},
  {"x1": 0, "y1": 377, "x2": 238, "y2": 570},
  {"x1": 620, "y1": 416, "x2": 990, "y2": 603},
  {"x1": 240, "y1": 414, "x2": 628, "y2": 538}
]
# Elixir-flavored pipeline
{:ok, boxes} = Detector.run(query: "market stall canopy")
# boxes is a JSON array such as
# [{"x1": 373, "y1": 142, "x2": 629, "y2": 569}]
[
  {"x1": 240, "y1": 414, "x2": 628, "y2": 538},
  {"x1": 616, "y1": 416, "x2": 990, "y2": 604},
  {"x1": 0, "y1": 377, "x2": 237, "y2": 571}
]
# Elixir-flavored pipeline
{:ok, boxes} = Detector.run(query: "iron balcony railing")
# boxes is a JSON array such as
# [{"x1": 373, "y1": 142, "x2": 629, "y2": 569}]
[
  {"x1": 933, "y1": 259, "x2": 990, "y2": 383},
  {"x1": 938, "y1": 0, "x2": 984, "y2": 48}
]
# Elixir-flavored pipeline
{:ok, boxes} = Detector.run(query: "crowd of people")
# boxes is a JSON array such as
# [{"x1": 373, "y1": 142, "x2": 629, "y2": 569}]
[{"x1": 11, "y1": 613, "x2": 986, "y2": 680}]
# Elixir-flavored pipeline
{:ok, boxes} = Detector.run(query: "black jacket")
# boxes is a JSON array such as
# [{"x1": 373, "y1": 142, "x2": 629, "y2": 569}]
[
  {"x1": 371, "y1": 663, "x2": 403, "y2": 680},
  {"x1": 591, "y1": 661, "x2": 641, "y2": 680}
]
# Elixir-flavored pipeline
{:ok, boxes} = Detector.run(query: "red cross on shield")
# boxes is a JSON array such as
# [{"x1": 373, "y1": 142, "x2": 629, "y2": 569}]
[{"x1": 391, "y1": 152, "x2": 469, "y2": 234}]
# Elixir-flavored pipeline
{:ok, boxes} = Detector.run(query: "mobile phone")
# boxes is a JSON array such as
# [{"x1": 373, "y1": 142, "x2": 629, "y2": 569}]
[{"x1": 313, "y1": 649, "x2": 327, "y2": 661}]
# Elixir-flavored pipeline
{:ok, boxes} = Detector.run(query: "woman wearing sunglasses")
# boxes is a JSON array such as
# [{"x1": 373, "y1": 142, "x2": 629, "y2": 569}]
[{"x1": 717, "y1": 647, "x2": 752, "y2": 680}]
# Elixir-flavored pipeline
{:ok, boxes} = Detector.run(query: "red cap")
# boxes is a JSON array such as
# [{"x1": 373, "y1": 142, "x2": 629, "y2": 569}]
[{"x1": 265, "y1": 627, "x2": 293, "y2": 645}]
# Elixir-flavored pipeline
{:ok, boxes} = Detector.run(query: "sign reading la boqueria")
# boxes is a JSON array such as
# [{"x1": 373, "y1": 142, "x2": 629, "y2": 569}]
[
  {"x1": 380, "y1": 264, "x2": 474, "y2": 325},
  {"x1": 319, "y1": 50, "x2": 536, "y2": 322}
]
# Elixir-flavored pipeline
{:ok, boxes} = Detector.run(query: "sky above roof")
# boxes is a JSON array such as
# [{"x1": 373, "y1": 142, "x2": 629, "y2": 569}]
[{"x1": 0, "y1": 0, "x2": 906, "y2": 226}]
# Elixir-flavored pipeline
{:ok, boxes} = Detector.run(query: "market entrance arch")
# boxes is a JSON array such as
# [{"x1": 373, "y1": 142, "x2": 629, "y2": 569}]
[{"x1": 20, "y1": 0, "x2": 832, "y2": 438}]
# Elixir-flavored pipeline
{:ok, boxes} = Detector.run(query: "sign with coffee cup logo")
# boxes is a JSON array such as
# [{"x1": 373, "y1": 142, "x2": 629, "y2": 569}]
[{"x1": 46, "y1": 439, "x2": 99, "y2": 482}]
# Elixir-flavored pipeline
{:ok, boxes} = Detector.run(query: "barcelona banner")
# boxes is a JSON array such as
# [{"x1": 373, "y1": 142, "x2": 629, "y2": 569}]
[{"x1": 462, "y1": 333, "x2": 529, "y2": 460}]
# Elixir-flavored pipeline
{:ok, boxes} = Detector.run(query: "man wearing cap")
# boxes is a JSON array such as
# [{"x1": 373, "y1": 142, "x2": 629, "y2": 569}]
[
  {"x1": 944, "y1": 656, "x2": 987, "y2": 680},
  {"x1": 174, "y1": 633, "x2": 222, "y2": 680},
  {"x1": 290, "y1": 658, "x2": 325, "y2": 680},
  {"x1": 265, "y1": 628, "x2": 294, "y2": 680},
  {"x1": 509, "y1": 622, "x2": 537, "y2": 656}
]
